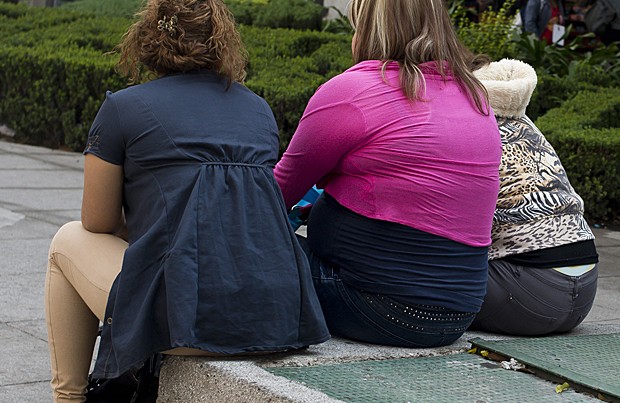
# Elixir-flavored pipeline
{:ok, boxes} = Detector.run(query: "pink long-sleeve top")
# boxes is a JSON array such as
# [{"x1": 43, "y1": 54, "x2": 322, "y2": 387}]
[{"x1": 275, "y1": 60, "x2": 502, "y2": 247}]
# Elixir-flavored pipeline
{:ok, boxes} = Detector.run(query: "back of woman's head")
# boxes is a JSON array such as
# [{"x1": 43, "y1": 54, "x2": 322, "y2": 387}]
[
  {"x1": 117, "y1": 0, "x2": 246, "y2": 84},
  {"x1": 348, "y1": 0, "x2": 488, "y2": 114}
]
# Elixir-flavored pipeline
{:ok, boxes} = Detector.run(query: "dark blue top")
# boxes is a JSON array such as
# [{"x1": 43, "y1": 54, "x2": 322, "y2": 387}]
[
  {"x1": 308, "y1": 193, "x2": 488, "y2": 313},
  {"x1": 85, "y1": 70, "x2": 329, "y2": 378}
]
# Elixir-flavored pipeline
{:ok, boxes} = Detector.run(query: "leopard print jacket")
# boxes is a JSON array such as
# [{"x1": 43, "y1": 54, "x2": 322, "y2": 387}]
[{"x1": 474, "y1": 59, "x2": 594, "y2": 260}]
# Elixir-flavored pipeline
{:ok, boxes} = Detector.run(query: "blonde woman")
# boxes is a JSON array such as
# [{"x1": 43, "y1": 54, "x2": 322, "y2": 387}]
[
  {"x1": 44, "y1": 0, "x2": 329, "y2": 401},
  {"x1": 274, "y1": 0, "x2": 502, "y2": 348}
]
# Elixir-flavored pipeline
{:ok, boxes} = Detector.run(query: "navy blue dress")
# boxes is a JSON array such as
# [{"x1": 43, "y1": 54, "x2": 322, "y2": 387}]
[{"x1": 84, "y1": 70, "x2": 329, "y2": 378}]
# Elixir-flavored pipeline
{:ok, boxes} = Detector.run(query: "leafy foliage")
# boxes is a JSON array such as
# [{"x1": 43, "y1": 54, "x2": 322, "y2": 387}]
[
  {"x1": 60, "y1": 0, "x2": 142, "y2": 18},
  {"x1": 321, "y1": 5, "x2": 354, "y2": 35},
  {"x1": 227, "y1": 0, "x2": 325, "y2": 30},
  {"x1": 0, "y1": 3, "x2": 350, "y2": 154},
  {"x1": 453, "y1": 0, "x2": 519, "y2": 60},
  {"x1": 535, "y1": 87, "x2": 620, "y2": 223},
  {"x1": 0, "y1": 4, "x2": 128, "y2": 148}
]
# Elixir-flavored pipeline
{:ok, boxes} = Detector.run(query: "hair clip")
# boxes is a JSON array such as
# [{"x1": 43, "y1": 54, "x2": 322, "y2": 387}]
[{"x1": 157, "y1": 15, "x2": 178, "y2": 36}]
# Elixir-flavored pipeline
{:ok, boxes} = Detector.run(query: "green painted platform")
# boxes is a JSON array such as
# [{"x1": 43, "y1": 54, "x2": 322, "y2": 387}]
[
  {"x1": 470, "y1": 333, "x2": 620, "y2": 401},
  {"x1": 267, "y1": 352, "x2": 597, "y2": 402}
]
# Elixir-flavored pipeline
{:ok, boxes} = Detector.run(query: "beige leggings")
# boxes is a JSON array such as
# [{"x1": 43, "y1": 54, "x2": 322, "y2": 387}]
[
  {"x1": 45, "y1": 222, "x2": 258, "y2": 402},
  {"x1": 45, "y1": 221, "x2": 125, "y2": 402}
]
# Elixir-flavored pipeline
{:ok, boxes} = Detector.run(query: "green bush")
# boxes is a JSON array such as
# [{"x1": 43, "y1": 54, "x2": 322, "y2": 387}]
[
  {"x1": 535, "y1": 87, "x2": 620, "y2": 223},
  {"x1": 453, "y1": 0, "x2": 518, "y2": 60},
  {"x1": 0, "y1": 4, "x2": 128, "y2": 149},
  {"x1": 60, "y1": 0, "x2": 142, "y2": 18},
  {"x1": 0, "y1": 3, "x2": 351, "y2": 154},
  {"x1": 241, "y1": 25, "x2": 351, "y2": 151},
  {"x1": 527, "y1": 62, "x2": 620, "y2": 121},
  {"x1": 228, "y1": 0, "x2": 325, "y2": 30},
  {"x1": 0, "y1": 46, "x2": 125, "y2": 149}
]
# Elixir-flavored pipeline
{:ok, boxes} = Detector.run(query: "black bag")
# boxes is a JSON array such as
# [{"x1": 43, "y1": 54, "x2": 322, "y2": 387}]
[{"x1": 85, "y1": 355, "x2": 161, "y2": 403}]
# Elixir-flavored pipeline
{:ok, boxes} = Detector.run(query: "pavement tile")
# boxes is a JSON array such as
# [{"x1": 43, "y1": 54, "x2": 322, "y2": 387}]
[
  {"x1": 584, "y1": 288, "x2": 620, "y2": 323},
  {"x1": 0, "y1": 272, "x2": 46, "y2": 322},
  {"x1": 0, "y1": 141, "x2": 67, "y2": 155},
  {"x1": 595, "y1": 275, "x2": 620, "y2": 293},
  {"x1": 0, "y1": 189, "x2": 82, "y2": 212},
  {"x1": 0, "y1": 324, "x2": 50, "y2": 387},
  {"x1": 6, "y1": 319, "x2": 47, "y2": 343},
  {"x1": 596, "y1": 245, "x2": 620, "y2": 258},
  {"x1": 0, "y1": 381, "x2": 51, "y2": 403},
  {"x1": 0, "y1": 239, "x2": 50, "y2": 275},
  {"x1": 0, "y1": 143, "x2": 83, "y2": 170},
  {"x1": 0, "y1": 154, "x2": 66, "y2": 170},
  {"x1": 583, "y1": 305, "x2": 620, "y2": 324},
  {"x1": 0, "y1": 169, "x2": 83, "y2": 189},
  {"x1": 592, "y1": 228, "x2": 620, "y2": 247},
  {"x1": 0, "y1": 217, "x2": 63, "y2": 240},
  {"x1": 26, "y1": 210, "x2": 81, "y2": 228}
]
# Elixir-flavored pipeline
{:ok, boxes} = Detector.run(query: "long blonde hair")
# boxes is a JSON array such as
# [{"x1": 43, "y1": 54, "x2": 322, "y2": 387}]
[
  {"x1": 348, "y1": 0, "x2": 489, "y2": 114},
  {"x1": 117, "y1": 0, "x2": 247, "y2": 84}
]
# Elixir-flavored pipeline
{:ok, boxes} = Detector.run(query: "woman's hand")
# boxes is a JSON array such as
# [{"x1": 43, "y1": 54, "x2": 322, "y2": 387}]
[{"x1": 81, "y1": 154, "x2": 124, "y2": 236}]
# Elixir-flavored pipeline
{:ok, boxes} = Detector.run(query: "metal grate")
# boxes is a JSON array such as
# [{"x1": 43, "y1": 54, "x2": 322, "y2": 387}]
[
  {"x1": 470, "y1": 333, "x2": 620, "y2": 400},
  {"x1": 268, "y1": 353, "x2": 596, "y2": 402}
]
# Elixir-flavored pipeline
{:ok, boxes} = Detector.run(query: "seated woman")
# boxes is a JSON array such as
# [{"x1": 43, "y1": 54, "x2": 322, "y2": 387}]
[
  {"x1": 470, "y1": 58, "x2": 599, "y2": 336},
  {"x1": 44, "y1": 0, "x2": 329, "y2": 401},
  {"x1": 274, "y1": 0, "x2": 502, "y2": 348}
]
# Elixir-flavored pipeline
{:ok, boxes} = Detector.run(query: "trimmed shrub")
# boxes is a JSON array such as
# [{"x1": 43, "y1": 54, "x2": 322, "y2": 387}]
[
  {"x1": 228, "y1": 0, "x2": 325, "y2": 30},
  {"x1": 535, "y1": 87, "x2": 620, "y2": 223},
  {"x1": 0, "y1": 4, "x2": 128, "y2": 149},
  {"x1": 60, "y1": 0, "x2": 142, "y2": 18},
  {"x1": 0, "y1": 46, "x2": 125, "y2": 149},
  {"x1": 528, "y1": 62, "x2": 620, "y2": 120},
  {"x1": 0, "y1": 4, "x2": 351, "y2": 154},
  {"x1": 241, "y1": 25, "x2": 352, "y2": 151}
]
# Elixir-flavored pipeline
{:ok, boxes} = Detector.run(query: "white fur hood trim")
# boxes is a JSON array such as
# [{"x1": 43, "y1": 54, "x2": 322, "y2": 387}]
[{"x1": 473, "y1": 59, "x2": 537, "y2": 119}]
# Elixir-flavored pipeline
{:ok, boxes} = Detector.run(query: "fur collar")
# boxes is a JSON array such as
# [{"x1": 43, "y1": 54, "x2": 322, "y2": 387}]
[{"x1": 473, "y1": 59, "x2": 537, "y2": 119}]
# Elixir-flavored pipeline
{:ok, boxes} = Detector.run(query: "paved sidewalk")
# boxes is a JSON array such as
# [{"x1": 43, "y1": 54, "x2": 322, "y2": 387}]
[{"x1": 1, "y1": 139, "x2": 619, "y2": 402}]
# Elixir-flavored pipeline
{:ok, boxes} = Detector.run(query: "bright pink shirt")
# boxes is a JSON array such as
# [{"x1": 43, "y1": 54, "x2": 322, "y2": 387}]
[{"x1": 275, "y1": 60, "x2": 501, "y2": 247}]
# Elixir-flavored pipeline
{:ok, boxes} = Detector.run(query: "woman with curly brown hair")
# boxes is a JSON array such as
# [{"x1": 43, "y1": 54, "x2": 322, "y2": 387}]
[{"x1": 44, "y1": 0, "x2": 329, "y2": 401}]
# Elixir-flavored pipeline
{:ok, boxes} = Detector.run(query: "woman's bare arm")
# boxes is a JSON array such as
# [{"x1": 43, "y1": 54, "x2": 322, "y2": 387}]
[{"x1": 81, "y1": 154, "x2": 125, "y2": 237}]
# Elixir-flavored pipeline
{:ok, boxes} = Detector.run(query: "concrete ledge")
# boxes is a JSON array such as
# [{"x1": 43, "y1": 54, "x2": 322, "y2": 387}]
[
  {"x1": 158, "y1": 357, "x2": 338, "y2": 402},
  {"x1": 157, "y1": 323, "x2": 620, "y2": 402}
]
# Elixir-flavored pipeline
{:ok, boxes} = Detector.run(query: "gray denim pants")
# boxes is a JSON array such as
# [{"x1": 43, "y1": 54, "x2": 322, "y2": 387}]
[{"x1": 471, "y1": 259, "x2": 598, "y2": 336}]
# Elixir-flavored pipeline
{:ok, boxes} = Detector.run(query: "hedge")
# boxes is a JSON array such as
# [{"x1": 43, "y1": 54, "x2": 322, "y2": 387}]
[
  {"x1": 527, "y1": 63, "x2": 620, "y2": 121},
  {"x1": 60, "y1": 0, "x2": 142, "y2": 18},
  {"x1": 0, "y1": 3, "x2": 352, "y2": 153},
  {"x1": 227, "y1": 0, "x2": 325, "y2": 31},
  {"x1": 240, "y1": 25, "x2": 352, "y2": 151},
  {"x1": 0, "y1": 4, "x2": 128, "y2": 149},
  {"x1": 535, "y1": 87, "x2": 620, "y2": 223}
]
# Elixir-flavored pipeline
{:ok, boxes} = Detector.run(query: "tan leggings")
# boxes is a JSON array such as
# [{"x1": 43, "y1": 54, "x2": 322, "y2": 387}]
[
  {"x1": 45, "y1": 221, "x2": 126, "y2": 402},
  {"x1": 45, "y1": 222, "x2": 259, "y2": 402}
]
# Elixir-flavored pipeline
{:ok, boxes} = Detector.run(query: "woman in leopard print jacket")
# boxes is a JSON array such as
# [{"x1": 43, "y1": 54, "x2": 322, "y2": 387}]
[{"x1": 470, "y1": 58, "x2": 599, "y2": 335}]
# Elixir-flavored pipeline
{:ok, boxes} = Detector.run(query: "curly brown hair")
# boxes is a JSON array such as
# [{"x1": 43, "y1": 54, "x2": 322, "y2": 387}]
[{"x1": 117, "y1": 0, "x2": 247, "y2": 84}]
